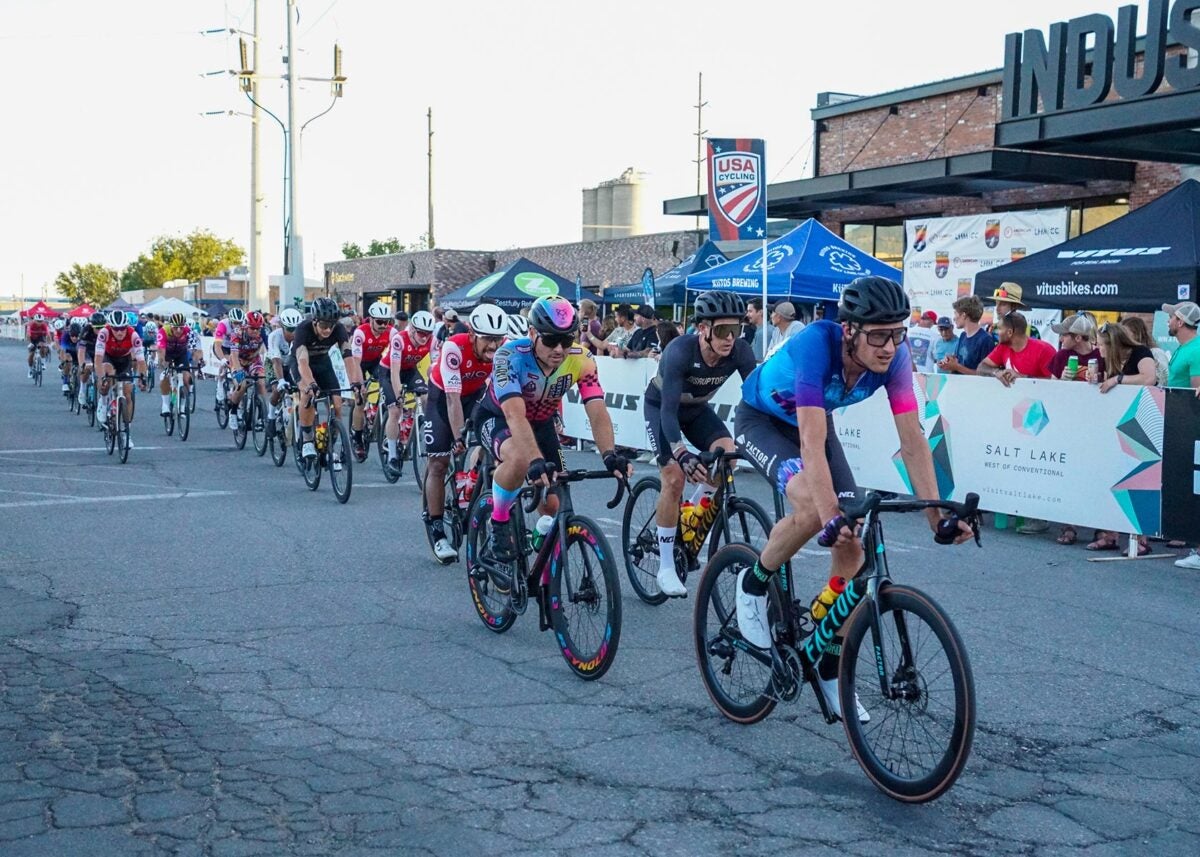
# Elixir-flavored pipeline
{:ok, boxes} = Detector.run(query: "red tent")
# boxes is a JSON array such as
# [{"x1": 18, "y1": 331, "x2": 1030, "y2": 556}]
[
  {"x1": 65, "y1": 304, "x2": 96, "y2": 318},
  {"x1": 19, "y1": 300, "x2": 60, "y2": 319}
]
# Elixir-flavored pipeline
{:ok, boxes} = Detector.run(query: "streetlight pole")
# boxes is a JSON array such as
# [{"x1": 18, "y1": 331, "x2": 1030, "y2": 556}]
[
  {"x1": 249, "y1": 0, "x2": 267, "y2": 310},
  {"x1": 427, "y1": 108, "x2": 435, "y2": 250},
  {"x1": 282, "y1": 0, "x2": 304, "y2": 311}
]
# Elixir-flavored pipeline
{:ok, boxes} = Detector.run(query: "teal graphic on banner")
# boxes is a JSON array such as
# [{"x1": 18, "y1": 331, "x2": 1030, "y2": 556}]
[
  {"x1": 641, "y1": 267, "x2": 655, "y2": 309},
  {"x1": 574, "y1": 275, "x2": 582, "y2": 305}
]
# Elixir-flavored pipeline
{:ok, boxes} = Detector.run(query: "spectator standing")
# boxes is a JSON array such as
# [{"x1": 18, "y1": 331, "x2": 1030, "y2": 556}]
[
  {"x1": 602, "y1": 304, "x2": 636, "y2": 354},
  {"x1": 445, "y1": 308, "x2": 468, "y2": 336},
  {"x1": 907, "y1": 310, "x2": 939, "y2": 372},
  {"x1": 938, "y1": 295, "x2": 992, "y2": 374},
  {"x1": 742, "y1": 297, "x2": 778, "y2": 361},
  {"x1": 578, "y1": 299, "x2": 603, "y2": 354},
  {"x1": 1049, "y1": 313, "x2": 1102, "y2": 381},
  {"x1": 653, "y1": 320, "x2": 678, "y2": 358},
  {"x1": 770, "y1": 301, "x2": 805, "y2": 343},
  {"x1": 977, "y1": 311, "x2": 1056, "y2": 384},
  {"x1": 619, "y1": 306, "x2": 659, "y2": 358},
  {"x1": 1161, "y1": 301, "x2": 1200, "y2": 569},
  {"x1": 1119, "y1": 316, "x2": 1170, "y2": 386},
  {"x1": 981, "y1": 282, "x2": 1040, "y2": 341},
  {"x1": 931, "y1": 317, "x2": 957, "y2": 371},
  {"x1": 394, "y1": 311, "x2": 409, "y2": 333}
]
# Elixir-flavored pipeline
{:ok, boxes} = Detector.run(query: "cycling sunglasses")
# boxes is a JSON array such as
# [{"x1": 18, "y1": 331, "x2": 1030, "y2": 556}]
[
  {"x1": 539, "y1": 333, "x2": 573, "y2": 349},
  {"x1": 860, "y1": 327, "x2": 907, "y2": 347},
  {"x1": 709, "y1": 323, "x2": 741, "y2": 340}
]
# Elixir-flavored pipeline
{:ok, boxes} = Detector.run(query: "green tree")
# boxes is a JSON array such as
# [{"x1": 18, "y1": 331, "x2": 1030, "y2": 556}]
[
  {"x1": 340, "y1": 235, "x2": 428, "y2": 259},
  {"x1": 54, "y1": 263, "x2": 120, "y2": 307},
  {"x1": 121, "y1": 229, "x2": 245, "y2": 291}
]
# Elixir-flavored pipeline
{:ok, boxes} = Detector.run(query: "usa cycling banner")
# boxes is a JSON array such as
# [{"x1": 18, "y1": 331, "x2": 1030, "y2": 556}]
[{"x1": 707, "y1": 139, "x2": 767, "y2": 241}]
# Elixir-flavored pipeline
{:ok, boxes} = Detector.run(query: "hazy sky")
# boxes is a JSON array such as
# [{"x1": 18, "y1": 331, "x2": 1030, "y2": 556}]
[{"x1": 1, "y1": 0, "x2": 1114, "y2": 297}]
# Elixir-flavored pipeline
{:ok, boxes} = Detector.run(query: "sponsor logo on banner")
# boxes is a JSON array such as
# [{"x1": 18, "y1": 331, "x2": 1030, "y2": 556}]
[
  {"x1": 707, "y1": 138, "x2": 767, "y2": 241},
  {"x1": 1056, "y1": 247, "x2": 1170, "y2": 259},
  {"x1": 742, "y1": 245, "x2": 794, "y2": 274},
  {"x1": 913, "y1": 224, "x2": 927, "y2": 252},
  {"x1": 957, "y1": 278, "x2": 973, "y2": 297},
  {"x1": 1011, "y1": 247, "x2": 1027, "y2": 261},
  {"x1": 935, "y1": 251, "x2": 949, "y2": 279},
  {"x1": 818, "y1": 245, "x2": 867, "y2": 276},
  {"x1": 1179, "y1": 283, "x2": 1191, "y2": 299},
  {"x1": 1012, "y1": 398, "x2": 1050, "y2": 436},
  {"x1": 985, "y1": 219, "x2": 1000, "y2": 249},
  {"x1": 467, "y1": 271, "x2": 504, "y2": 297},
  {"x1": 513, "y1": 272, "x2": 560, "y2": 298}
]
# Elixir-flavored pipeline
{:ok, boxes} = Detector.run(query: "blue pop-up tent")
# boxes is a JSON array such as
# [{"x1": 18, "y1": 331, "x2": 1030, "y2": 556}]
[
  {"x1": 685, "y1": 219, "x2": 901, "y2": 301},
  {"x1": 440, "y1": 258, "x2": 602, "y2": 311},
  {"x1": 605, "y1": 241, "x2": 729, "y2": 305}
]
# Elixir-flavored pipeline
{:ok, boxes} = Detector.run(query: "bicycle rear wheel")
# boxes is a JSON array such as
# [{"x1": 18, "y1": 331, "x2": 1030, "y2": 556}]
[
  {"x1": 269, "y1": 412, "x2": 287, "y2": 466},
  {"x1": 465, "y1": 492, "x2": 518, "y2": 633},
  {"x1": 693, "y1": 543, "x2": 777, "y2": 724},
  {"x1": 840, "y1": 583, "x2": 975, "y2": 803},
  {"x1": 378, "y1": 417, "x2": 400, "y2": 483},
  {"x1": 620, "y1": 475, "x2": 666, "y2": 605},
  {"x1": 233, "y1": 396, "x2": 249, "y2": 449},
  {"x1": 103, "y1": 408, "x2": 116, "y2": 455},
  {"x1": 251, "y1": 392, "x2": 269, "y2": 456},
  {"x1": 328, "y1": 417, "x2": 353, "y2": 503},
  {"x1": 550, "y1": 515, "x2": 622, "y2": 681},
  {"x1": 215, "y1": 381, "x2": 229, "y2": 429},
  {"x1": 86, "y1": 382, "x2": 97, "y2": 427}
]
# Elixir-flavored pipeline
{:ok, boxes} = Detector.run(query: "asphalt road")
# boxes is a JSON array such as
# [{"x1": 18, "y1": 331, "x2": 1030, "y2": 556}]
[{"x1": 0, "y1": 338, "x2": 1197, "y2": 857}]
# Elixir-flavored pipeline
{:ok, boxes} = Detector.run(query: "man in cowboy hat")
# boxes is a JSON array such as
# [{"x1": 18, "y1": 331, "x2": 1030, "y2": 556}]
[{"x1": 983, "y1": 281, "x2": 1040, "y2": 341}]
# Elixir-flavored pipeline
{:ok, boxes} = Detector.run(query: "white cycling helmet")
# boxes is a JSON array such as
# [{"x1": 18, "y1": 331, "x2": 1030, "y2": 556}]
[
  {"x1": 143, "y1": 320, "x2": 158, "y2": 335},
  {"x1": 108, "y1": 310, "x2": 130, "y2": 328},
  {"x1": 52, "y1": 318, "x2": 66, "y2": 331},
  {"x1": 468, "y1": 304, "x2": 508, "y2": 337},
  {"x1": 279, "y1": 307, "x2": 304, "y2": 329},
  {"x1": 367, "y1": 301, "x2": 391, "y2": 320},
  {"x1": 228, "y1": 307, "x2": 246, "y2": 324},
  {"x1": 409, "y1": 310, "x2": 436, "y2": 333},
  {"x1": 33, "y1": 313, "x2": 45, "y2": 322},
  {"x1": 505, "y1": 313, "x2": 529, "y2": 338}
]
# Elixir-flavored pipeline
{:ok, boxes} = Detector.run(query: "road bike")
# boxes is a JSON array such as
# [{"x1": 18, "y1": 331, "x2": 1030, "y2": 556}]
[
  {"x1": 67, "y1": 362, "x2": 81, "y2": 414},
  {"x1": 694, "y1": 490, "x2": 983, "y2": 803},
  {"x1": 83, "y1": 370, "x2": 98, "y2": 427},
  {"x1": 101, "y1": 373, "x2": 144, "y2": 464},
  {"x1": 420, "y1": 423, "x2": 490, "y2": 560},
  {"x1": 268, "y1": 382, "x2": 297, "y2": 468},
  {"x1": 381, "y1": 385, "x2": 423, "y2": 487},
  {"x1": 296, "y1": 385, "x2": 355, "y2": 504},
  {"x1": 30, "y1": 348, "x2": 46, "y2": 387},
  {"x1": 231, "y1": 372, "x2": 268, "y2": 455},
  {"x1": 466, "y1": 468, "x2": 627, "y2": 680},
  {"x1": 214, "y1": 370, "x2": 233, "y2": 429},
  {"x1": 621, "y1": 449, "x2": 773, "y2": 604},
  {"x1": 160, "y1": 365, "x2": 193, "y2": 442}
]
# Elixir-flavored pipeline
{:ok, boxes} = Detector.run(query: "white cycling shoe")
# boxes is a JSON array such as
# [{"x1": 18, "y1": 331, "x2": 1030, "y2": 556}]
[
  {"x1": 302, "y1": 441, "x2": 317, "y2": 459},
  {"x1": 657, "y1": 566, "x2": 687, "y2": 598},
  {"x1": 817, "y1": 675, "x2": 870, "y2": 724},
  {"x1": 432, "y1": 537, "x2": 458, "y2": 563},
  {"x1": 735, "y1": 570, "x2": 772, "y2": 649}
]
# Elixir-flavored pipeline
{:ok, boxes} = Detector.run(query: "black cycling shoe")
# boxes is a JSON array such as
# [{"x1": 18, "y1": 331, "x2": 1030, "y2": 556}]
[{"x1": 490, "y1": 518, "x2": 517, "y2": 564}]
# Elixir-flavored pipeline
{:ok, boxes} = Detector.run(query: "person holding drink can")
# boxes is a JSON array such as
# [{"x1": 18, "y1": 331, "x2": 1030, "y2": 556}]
[{"x1": 1049, "y1": 313, "x2": 1101, "y2": 382}]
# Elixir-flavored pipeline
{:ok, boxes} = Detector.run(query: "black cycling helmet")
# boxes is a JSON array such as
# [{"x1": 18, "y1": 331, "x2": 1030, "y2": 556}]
[
  {"x1": 528, "y1": 296, "x2": 577, "y2": 335},
  {"x1": 838, "y1": 276, "x2": 910, "y2": 325},
  {"x1": 692, "y1": 290, "x2": 746, "y2": 321},
  {"x1": 90, "y1": 311, "x2": 107, "y2": 329},
  {"x1": 310, "y1": 296, "x2": 340, "y2": 322}
]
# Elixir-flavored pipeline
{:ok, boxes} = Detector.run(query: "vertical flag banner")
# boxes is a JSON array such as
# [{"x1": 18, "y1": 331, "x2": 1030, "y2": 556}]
[
  {"x1": 707, "y1": 138, "x2": 767, "y2": 241},
  {"x1": 641, "y1": 267, "x2": 655, "y2": 309},
  {"x1": 575, "y1": 274, "x2": 582, "y2": 305}
]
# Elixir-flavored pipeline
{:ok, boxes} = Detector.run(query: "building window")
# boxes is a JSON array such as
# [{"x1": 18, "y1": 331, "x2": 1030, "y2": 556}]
[{"x1": 843, "y1": 222, "x2": 904, "y2": 267}]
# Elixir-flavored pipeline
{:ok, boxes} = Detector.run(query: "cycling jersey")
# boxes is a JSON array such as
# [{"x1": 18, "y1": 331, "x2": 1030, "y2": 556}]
[
  {"x1": 430, "y1": 332, "x2": 492, "y2": 397},
  {"x1": 231, "y1": 325, "x2": 265, "y2": 362},
  {"x1": 483, "y1": 337, "x2": 603, "y2": 423},
  {"x1": 78, "y1": 327, "x2": 98, "y2": 358},
  {"x1": 58, "y1": 330, "x2": 81, "y2": 352},
  {"x1": 351, "y1": 322, "x2": 392, "y2": 364},
  {"x1": 95, "y1": 327, "x2": 145, "y2": 363},
  {"x1": 27, "y1": 322, "x2": 49, "y2": 342},
  {"x1": 380, "y1": 327, "x2": 431, "y2": 372},
  {"x1": 291, "y1": 319, "x2": 350, "y2": 366},
  {"x1": 644, "y1": 334, "x2": 755, "y2": 446},
  {"x1": 212, "y1": 319, "x2": 234, "y2": 349},
  {"x1": 266, "y1": 328, "x2": 292, "y2": 362},
  {"x1": 741, "y1": 320, "x2": 917, "y2": 423},
  {"x1": 157, "y1": 325, "x2": 200, "y2": 355}
]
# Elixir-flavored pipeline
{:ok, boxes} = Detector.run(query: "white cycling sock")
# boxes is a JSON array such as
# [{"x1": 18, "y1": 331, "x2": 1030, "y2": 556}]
[
  {"x1": 267, "y1": 403, "x2": 277, "y2": 419},
  {"x1": 161, "y1": 394, "x2": 171, "y2": 408},
  {"x1": 387, "y1": 438, "x2": 398, "y2": 458},
  {"x1": 657, "y1": 526, "x2": 677, "y2": 574}
]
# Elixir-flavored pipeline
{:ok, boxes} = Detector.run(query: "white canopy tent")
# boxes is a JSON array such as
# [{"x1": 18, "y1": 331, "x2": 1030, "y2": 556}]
[{"x1": 139, "y1": 296, "x2": 206, "y2": 317}]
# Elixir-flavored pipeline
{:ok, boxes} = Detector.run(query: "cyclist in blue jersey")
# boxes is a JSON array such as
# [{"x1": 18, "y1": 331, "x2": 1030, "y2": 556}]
[{"x1": 733, "y1": 276, "x2": 973, "y2": 723}]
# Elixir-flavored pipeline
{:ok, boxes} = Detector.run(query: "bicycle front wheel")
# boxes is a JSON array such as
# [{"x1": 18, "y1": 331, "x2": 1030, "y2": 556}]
[
  {"x1": 117, "y1": 404, "x2": 131, "y2": 464},
  {"x1": 251, "y1": 392, "x2": 268, "y2": 456},
  {"x1": 327, "y1": 417, "x2": 353, "y2": 503},
  {"x1": 233, "y1": 398, "x2": 249, "y2": 449},
  {"x1": 178, "y1": 391, "x2": 190, "y2": 442},
  {"x1": 620, "y1": 476, "x2": 667, "y2": 605},
  {"x1": 87, "y1": 384, "x2": 97, "y2": 427},
  {"x1": 550, "y1": 515, "x2": 622, "y2": 681},
  {"x1": 269, "y1": 413, "x2": 287, "y2": 466},
  {"x1": 465, "y1": 491, "x2": 518, "y2": 633},
  {"x1": 840, "y1": 583, "x2": 975, "y2": 803},
  {"x1": 693, "y1": 543, "x2": 777, "y2": 724},
  {"x1": 379, "y1": 420, "x2": 400, "y2": 483}
]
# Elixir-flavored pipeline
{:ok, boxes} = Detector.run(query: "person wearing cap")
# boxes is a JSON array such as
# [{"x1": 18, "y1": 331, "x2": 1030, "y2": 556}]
[
  {"x1": 983, "y1": 281, "x2": 1041, "y2": 341},
  {"x1": 1161, "y1": 301, "x2": 1200, "y2": 569},
  {"x1": 930, "y1": 317, "x2": 957, "y2": 372},
  {"x1": 770, "y1": 301, "x2": 805, "y2": 343},
  {"x1": 1048, "y1": 313, "x2": 1101, "y2": 382},
  {"x1": 394, "y1": 310, "x2": 409, "y2": 333},
  {"x1": 907, "y1": 310, "x2": 940, "y2": 372},
  {"x1": 617, "y1": 305, "x2": 659, "y2": 358}
]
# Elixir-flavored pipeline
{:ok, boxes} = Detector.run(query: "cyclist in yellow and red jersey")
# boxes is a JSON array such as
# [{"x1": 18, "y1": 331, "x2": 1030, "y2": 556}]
[
  {"x1": 349, "y1": 301, "x2": 394, "y2": 459},
  {"x1": 95, "y1": 310, "x2": 148, "y2": 434},
  {"x1": 421, "y1": 304, "x2": 507, "y2": 563},
  {"x1": 155, "y1": 312, "x2": 203, "y2": 416},
  {"x1": 227, "y1": 310, "x2": 267, "y2": 432},
  {"x1": 26, "y1": 313, "x2": 51, "y2": 378},
  {"x1": 379, "y1": 309, "x2": 435, "y2": 473},
  {"x1": 477, "y1": 296, "x2": 630, "y2": 563}
]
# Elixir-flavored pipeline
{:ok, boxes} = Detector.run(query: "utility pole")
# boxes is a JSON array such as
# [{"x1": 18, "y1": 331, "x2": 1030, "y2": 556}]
[
  {"x1": 282, "y1": 0, "x2": 304, "y2": 311},
  {"x1": 693, "y1": 72, "x2": 708, "y2": 234},
  {"x1": 427, "y1": 108, "x2": 435, "y2": 249},
  {"x1": 249, "y1": 0, "x2": 266, "y2": 310}
]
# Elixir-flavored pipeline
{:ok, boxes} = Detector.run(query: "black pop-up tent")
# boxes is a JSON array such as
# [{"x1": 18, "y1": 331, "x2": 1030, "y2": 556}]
[
  {"x1": 975, "y1": 179, "x2": 1200, "y2": 311},
  {"x1": 439, "y1": 258, "x2": 602, "y2": 311}
]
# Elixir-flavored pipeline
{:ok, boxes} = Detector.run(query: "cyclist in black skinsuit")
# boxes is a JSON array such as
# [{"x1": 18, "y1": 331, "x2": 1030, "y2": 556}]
[{"x1": 642, "y1": 291, "x2": 756, "y2": 597}]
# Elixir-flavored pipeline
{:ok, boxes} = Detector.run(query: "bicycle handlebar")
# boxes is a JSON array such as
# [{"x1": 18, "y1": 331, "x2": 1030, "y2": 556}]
[
  {"x1": 839, "y1": 491, "x2": 983, "y2": 547},
  {"x1": 522, "y1": 469, "x2": 629, "y2": 513}
]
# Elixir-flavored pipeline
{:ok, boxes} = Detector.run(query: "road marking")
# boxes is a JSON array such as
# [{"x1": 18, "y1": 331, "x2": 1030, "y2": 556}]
[
  {"x1": 0, "y1": 487, "x2": 79, "y2": 499},
  {"x1": 0, "y1": 490, "x2": 233, "y2": 509},
  {"x1": 0, "y1": 446, "x2": 164, "y2": 454},
  {"x1": 0, "y1": 470, "x2": 168, "y2": 489}
]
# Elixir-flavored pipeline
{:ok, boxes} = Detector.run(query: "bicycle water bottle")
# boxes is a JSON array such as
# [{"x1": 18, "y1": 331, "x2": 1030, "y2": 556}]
[
  {"x1": 810, "y1": 575, "x2": 846, "y2": 621},
  {"x1": 399, "y1": 411, "x2": 414, "y2": 446},
  {"x1": 455, "y1": 470, "x2": 477, "y2": 510},
  {"x1": 316, "y1": 421, "x2": 328, "y2": 451},
  {"x1": 695, "y1": 495, "x2": 718, "y2": 535},
  {"x1": 530, "y1": 515, "x2": 555, "y2": 551}
]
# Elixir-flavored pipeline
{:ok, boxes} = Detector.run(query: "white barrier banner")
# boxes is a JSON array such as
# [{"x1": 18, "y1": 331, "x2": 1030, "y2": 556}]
[{"x1": 566, "y1": 357, "x2": 1164, "y2": 534}]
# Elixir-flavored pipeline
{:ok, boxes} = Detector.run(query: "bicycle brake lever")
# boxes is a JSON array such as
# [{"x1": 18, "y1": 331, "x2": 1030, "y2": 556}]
[{"x1": 605, "y1": 476, "x2": 627, "y2": 510}]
